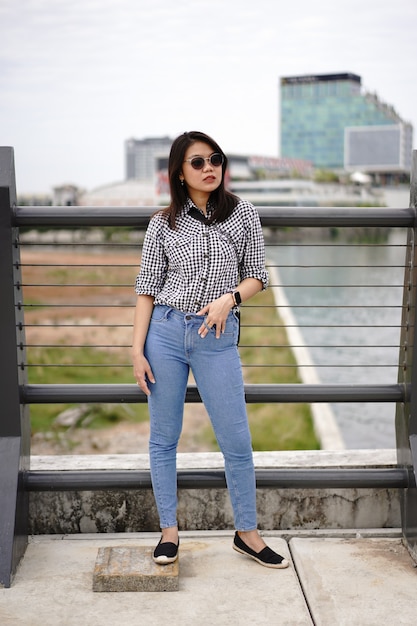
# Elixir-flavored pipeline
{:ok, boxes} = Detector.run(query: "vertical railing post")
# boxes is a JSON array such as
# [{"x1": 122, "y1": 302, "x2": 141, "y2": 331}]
[
  {"x1": 396, "y1": 149, "x2": 417, "y2": 561},
  {"x1": 0, "y1": 147, "x2": 30, "y2": 587}
]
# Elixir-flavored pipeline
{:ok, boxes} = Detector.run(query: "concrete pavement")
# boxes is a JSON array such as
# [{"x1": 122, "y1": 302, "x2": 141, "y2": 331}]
[{"x1": 1, "y1": 530, "x2": 416, "y2": 625}]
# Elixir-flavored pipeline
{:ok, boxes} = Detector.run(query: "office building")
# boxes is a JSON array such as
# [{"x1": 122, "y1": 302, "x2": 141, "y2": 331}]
[
  {"x1": 125, "y1": 136, "x2": 173, "y2": 181},
  {"x1": 280, "y1": 73, "x2": 413, "y2": 174}
]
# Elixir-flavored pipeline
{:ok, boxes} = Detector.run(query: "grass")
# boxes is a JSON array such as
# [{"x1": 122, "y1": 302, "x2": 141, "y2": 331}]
[
  {"x1": 26, "y1": 271, "x2": 320, "y2": 450},
  {"x1": 28, "y1": 346, "x2": 149, "y2": 433}
]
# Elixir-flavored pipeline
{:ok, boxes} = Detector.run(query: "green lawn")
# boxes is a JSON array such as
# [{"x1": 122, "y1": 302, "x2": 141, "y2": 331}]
[{"x1": 27, "y1": 289, "x2": 319, "y2": 451}]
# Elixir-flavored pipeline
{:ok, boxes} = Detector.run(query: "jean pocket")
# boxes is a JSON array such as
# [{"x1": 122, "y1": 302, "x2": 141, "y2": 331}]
[{"x1": 219, "y1": 311, "x2": 240, "y2": 344}]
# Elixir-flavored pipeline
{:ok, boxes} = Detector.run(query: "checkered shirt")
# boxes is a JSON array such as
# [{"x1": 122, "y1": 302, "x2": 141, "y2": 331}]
[{"x1": 135, "y1": 197, "x2": 268, "y2": 313}]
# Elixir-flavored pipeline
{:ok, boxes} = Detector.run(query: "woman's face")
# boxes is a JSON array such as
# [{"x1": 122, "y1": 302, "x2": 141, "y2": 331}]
[{"x1": 181, "y1": 141, "x2": 223, "y2": 200}]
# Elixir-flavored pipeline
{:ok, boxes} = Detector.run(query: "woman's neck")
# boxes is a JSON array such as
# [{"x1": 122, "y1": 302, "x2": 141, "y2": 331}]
[{"x1": 189, "y1": 191, "x2": 210, "y2": 214}]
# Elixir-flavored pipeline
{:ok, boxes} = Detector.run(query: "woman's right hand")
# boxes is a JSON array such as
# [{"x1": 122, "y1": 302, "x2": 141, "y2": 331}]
[{"x1": 133, "y1": 353, "x2": 155, "y2": 397}]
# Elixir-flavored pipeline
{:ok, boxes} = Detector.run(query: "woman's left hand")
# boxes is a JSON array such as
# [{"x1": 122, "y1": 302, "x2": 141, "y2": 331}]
[{"x1": 197, "y1": 293, "x2": 234, "y2": 339}]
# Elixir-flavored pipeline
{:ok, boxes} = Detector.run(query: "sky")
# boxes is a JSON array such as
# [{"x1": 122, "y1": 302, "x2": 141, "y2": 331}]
[{"x1": 1, "y1": 0, "x2": 416, "y2": 194}]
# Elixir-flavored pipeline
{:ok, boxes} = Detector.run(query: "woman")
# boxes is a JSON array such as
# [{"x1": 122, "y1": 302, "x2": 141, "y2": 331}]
[{"x1": 132, "y1": 131, "x2": 289, "y2": 569}]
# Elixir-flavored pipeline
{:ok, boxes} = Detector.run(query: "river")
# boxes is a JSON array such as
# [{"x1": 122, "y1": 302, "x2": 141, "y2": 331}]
[{"x1": 267, "y1": 229, "x2": 408, "y2": 449}]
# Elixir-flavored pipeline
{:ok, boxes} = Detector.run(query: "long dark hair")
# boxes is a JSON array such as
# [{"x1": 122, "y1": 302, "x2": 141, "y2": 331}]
[{"x1": 161, "y1": 131, "x2": 239, "y2": 228}]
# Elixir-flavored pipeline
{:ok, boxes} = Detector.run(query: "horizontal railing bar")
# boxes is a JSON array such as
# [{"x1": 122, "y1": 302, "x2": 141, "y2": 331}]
[
  {"x1": 19, "y1": 285, "x2": 405, "y2": 290},
  {"x1": 20, "y1": 383, "x2": 408, "y2": 404},
  {"x1": 19, "y1": 241, "x2": 140, "y2": 248},
  {"x1": 21, "y1": 240, "x2": 407, "y2": 248},
  {"x1": 20, "y1": 267, "x2": 407, "y2": 271},
  {"x1": 22, "y1": 324, "x2": 133, "y2": 327},
  {"x1": 270, "y1": 266, "x2": 407, "y2": 270},
  {"x1": 21, "y1": 325, "x2": 403, "y2": 331},
  {"x1": 18, "y1": 264, "x2": 139, "y2": 267},
  {"x1": 20, "y1": 304, "x2": 133, "y2": 308},
  {"x1": 274, "y1": 285, "x2": 404, "y2": 288},
  {"x1": 14, "y1": 206, "x2": 156, "y2": 227},
  {"x1": 20, "y1": 323, "x2": 403, "y2": 330},
  {"x1": 17, "y1": 284, "x2": 405, "y2": 298},
  {"x1": 13, "y1": 206, "x2": 416, "y2": 228},
  {"x1": 22, "y1": 360, "x2": 402, "y2": 366},
  {"x1": 25, "y1": 467, "x2": 412, "y2": 491},
  {"x1": 265, "y1": 242, "x2": 408, "y2": 247},
  {"x1": 22, "y1": 364, "x2": 401, "y2": 369},
  {"x1": 19, "y1": 284, "x2": 136, "y2": 288},
  {"x1": 23, "y1": 343, "x2": 401, "y2": 349},
  {"x1": 18, "y1": 263, "x2": 407, "y2": 269},
  {"x1": 16, "y1": 302, "x2": 405, "y2": 310},
  {"x1": 243, "y1": 324, "x2": 404, "y2": 328}
]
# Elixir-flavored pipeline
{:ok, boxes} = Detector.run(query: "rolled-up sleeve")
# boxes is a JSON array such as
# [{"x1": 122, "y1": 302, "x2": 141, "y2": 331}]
[
  {"x1": 239, "y1": 204, "x2": 269, "y2": 290},
  {"x1": 135, "y1": 216, "x2": 167, "y2": 296}
]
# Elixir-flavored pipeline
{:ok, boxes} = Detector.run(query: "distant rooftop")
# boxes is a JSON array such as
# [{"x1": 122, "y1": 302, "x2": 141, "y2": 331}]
[{"x1": 281, "y1": 72, "x2": 361, "y2": 85}]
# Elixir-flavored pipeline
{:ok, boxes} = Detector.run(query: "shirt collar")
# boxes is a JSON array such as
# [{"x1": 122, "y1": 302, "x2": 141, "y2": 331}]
[{"x1": 182, "y1": 197, "x2": 214, "y2": 220}]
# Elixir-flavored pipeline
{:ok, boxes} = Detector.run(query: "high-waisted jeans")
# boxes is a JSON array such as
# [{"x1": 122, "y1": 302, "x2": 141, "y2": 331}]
[{"x1": 144, "y1": 304, "x2": 257, "y2": 531}]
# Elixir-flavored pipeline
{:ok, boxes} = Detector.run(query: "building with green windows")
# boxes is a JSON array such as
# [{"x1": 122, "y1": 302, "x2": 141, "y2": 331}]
[{"x1": 280, "y1": 73, "x2": 412, "y2": 175}]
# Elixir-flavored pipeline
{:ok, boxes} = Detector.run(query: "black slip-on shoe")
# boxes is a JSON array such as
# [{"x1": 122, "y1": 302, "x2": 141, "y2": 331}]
[
  {"x1": 153, "y1": 537, "x2": 179, "y2": 565},
  {"x1": 233, "y1": 532, "x2": 289, "y2": 569}
]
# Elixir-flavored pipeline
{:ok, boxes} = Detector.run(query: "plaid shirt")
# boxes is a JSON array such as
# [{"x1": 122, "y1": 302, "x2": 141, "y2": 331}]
[{"x1": 135, "y1": 197, "x2": 268, "y2": 313}]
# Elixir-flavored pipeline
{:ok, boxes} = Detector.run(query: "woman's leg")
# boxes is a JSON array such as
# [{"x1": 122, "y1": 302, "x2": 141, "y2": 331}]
[
  {"x1": 145, "y1": 306, "x2": 189, "y2": 531},
  {"x1": 189, "y1": 312, "x2": 257, "y2": 531},
  {"x1": 190, "y1": 314, "x2": 289, "y2": 566}
]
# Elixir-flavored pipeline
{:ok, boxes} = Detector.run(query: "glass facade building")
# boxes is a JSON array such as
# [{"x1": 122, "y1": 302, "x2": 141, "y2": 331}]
[{"x1": 280, "y1": 73, "x2": 412, "y2": 172}]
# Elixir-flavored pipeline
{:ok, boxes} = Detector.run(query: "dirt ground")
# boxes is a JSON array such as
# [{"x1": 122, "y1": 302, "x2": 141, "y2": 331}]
[{"x1": 22, "y1": 248, "x2": 216, "y2": 455}]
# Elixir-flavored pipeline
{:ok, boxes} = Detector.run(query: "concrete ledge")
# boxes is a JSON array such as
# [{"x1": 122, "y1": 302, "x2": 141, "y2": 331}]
[
  {"x1": 29, "y1": 450, "x2": 401, "y2": 534},
  {"x1": 31, "y1": 449, "x2": 397, "y2": 471}
]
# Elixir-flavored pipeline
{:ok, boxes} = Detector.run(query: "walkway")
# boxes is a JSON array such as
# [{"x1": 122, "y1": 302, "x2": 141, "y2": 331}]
[{"x1": 1, "y1": 530, "x2": 416, "y2": 625}]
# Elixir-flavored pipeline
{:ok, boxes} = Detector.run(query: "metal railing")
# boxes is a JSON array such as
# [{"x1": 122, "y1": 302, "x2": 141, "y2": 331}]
[
  {"x1": 1, "y1": 145, "x2": 417, "y2": 586},
  {"x1": 13, "y1": 217, "x2": 411, "y2": 400}
]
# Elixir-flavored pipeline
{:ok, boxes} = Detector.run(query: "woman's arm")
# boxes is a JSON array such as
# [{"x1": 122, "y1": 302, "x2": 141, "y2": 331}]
[{"x1": 132, "y1": 294, "x2": 156, "y2": 396}]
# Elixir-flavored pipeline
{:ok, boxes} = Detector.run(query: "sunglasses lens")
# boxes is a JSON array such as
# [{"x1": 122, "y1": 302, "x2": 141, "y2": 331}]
[
  {"x1": 210, "y1": 153, "x2": 223, "y2": 167},
  {"x1": 190, "y1": 157, "x2": 205, "y2": 169},
  {"x1": 188, "y1": 153, "x2": 224, "y2": 169}
]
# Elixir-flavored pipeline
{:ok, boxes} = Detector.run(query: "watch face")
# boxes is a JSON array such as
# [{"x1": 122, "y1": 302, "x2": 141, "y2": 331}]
[{"x1": 234, "y1": 291, "x2": 242, "y2": 305}]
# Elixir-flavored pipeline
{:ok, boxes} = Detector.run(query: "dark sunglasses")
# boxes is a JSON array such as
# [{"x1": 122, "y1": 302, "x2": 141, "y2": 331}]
[{"x1": 183, "y1": 153, "x2": 224, "y2": 170}]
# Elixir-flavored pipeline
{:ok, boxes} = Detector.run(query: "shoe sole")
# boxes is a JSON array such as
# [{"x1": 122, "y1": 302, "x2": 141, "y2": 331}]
[
  {"x1": 153, "y1": 554, "x2": 179, "y2": 565},
  {"x1": 233, "y1": 544, "x2": 289, "y2": 569}
]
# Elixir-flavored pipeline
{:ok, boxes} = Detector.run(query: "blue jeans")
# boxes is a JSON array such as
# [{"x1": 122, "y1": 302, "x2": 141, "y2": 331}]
[{"x1": 144, "y1": 305, "x2": 257, "y2": 531}]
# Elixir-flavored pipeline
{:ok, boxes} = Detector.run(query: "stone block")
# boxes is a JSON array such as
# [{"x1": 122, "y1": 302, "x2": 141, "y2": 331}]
[{"x1": 93, "y1": 545, "x2": 179, "y2": 592}]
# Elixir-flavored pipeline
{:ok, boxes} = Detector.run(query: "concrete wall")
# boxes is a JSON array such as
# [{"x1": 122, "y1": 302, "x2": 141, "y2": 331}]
[{"x1": 29, "y1": 450, "x2": 401, "y2": 534}]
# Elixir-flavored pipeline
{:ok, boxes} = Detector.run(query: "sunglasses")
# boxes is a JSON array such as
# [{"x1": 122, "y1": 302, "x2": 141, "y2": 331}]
[{"x1": 184, "y1": 153, "x2": 224, "y2": 170}]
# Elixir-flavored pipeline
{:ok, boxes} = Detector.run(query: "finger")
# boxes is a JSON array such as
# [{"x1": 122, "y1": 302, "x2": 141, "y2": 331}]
[
  {"x1": 137, "y1": 380, "x2": 151, "y2": 396},
  {"x1": 136, "y1": 371, "x2": 155, "y2": 393}
]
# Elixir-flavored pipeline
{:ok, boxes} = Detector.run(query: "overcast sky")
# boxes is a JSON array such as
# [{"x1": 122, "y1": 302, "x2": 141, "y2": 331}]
[{"x1": 1, "y1": 0, "x2": 416, "y2": 194}]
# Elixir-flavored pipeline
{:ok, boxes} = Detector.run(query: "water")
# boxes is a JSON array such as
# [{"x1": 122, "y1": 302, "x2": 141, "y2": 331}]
[{"x1": 266, "y1": 229, "x2": 407, "y2": 449}]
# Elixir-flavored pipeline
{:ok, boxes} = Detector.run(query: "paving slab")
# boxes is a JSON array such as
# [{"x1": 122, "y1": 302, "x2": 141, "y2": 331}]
[
  {"x1": 290, "y1": 537, "x2": 417, "y2": 626},
  {"x1": 0, "y1": 533, "x2": 311, "y2": 626},
  {"x1": 93, "y1": 545, "x2": 179, "y2": 592}
]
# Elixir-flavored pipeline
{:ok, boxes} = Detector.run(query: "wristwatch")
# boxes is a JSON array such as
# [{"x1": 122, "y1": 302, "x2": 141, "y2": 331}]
[{"x1": 232, "y1": 290, "x2": 242, "y2": 306}]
